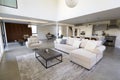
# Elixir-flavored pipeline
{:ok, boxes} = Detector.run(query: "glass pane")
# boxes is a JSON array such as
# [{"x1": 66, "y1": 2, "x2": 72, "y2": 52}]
[{"x1": 0, "y1": 0, "x2": 17, "y2": 8}]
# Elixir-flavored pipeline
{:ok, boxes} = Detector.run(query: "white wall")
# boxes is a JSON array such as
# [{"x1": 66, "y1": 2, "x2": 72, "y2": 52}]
[
  {"x1": 0, "y1": 0, "x2": 58, "y2": 21},
  {"x1": 59, "y1": 26, "x2": 73, "y2": 37},
  {"x1": 59, "y1": 26, "x2": 67, "y2": 37},
  {"x1": 1, "y1": 0, "x2": 120, "y2": 21},
  {"x1": 78, "y1": 25, "x2": 93, "y2": 36},
  {"x1": 37, "y1": 26, "x2": 57, "y2": 40},
  {"x1": 62, "y1": 26, "x2": 67, "y2": 37},
  {"x1": 57, "y1": 0, "x2": 120, "y2": 21}
]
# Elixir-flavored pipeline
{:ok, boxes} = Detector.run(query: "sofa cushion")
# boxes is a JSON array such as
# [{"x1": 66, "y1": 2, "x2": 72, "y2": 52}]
[
  {"x1": 72, "y1": 40, "x2": 81, "y2": 48},
  {"x1": 70, "y1": 49, "x2": 97, "y2": 69},
  {"x1": 85, "y1": 40, "x2": 98, "y2": 51},
  {"x1": 71, "y1": 49, "x2": 96, "y2": 62},
  {"x1": 84, "y1": 40, "x2": 103, "y2": 52}
]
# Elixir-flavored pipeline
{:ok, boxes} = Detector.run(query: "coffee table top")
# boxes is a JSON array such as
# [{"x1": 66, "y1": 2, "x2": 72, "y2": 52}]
[{"x1": 35, "y1": 49, "x2": 62, "y2": 61}]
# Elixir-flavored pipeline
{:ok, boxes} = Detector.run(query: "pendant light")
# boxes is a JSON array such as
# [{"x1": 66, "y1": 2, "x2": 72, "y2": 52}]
[{"x1": 65, "y1": 0, "x2": 79, "y2": 8}]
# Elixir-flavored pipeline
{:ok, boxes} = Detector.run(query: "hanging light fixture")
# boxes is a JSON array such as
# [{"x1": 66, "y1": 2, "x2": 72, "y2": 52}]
[{"x1": 65, "y1": 0, "x2": 79, "y2": 8}]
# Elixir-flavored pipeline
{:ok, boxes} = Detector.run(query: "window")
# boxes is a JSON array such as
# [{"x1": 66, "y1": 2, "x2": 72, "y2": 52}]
[
  {"x1": 28, "y1": 25, "x2": 37, "y2": 36},
  {"x1": 0, "y1": 0, "x2": 18, "y2": 8}
]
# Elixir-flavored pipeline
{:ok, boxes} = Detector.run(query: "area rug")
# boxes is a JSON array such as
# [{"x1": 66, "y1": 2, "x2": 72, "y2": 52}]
[{"x1": 16, "y1": 49, "x2": 96, "y2": 80}]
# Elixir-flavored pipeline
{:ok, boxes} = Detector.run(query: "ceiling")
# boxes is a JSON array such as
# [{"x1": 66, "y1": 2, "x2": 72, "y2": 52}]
[
  {"x1": 0, "y1": 13, "x2": 55, "y2": 25},
  {"x1": 60, "y1": 7, "x2": 120, "y2": 25},
  {"x1": 1, "y1": 7, "x2": 120, "y2": 26}
]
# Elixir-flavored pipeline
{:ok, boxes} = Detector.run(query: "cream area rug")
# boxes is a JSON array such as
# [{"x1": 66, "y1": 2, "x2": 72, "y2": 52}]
[{"x1": 16, "y1": 49, "x2": 96, "y2": 80}]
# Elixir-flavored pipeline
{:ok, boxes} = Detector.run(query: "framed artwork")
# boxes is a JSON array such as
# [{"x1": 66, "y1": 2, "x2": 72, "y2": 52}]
[{"x1": 0, "y1": 0, "x2": 18, "y2": 8}]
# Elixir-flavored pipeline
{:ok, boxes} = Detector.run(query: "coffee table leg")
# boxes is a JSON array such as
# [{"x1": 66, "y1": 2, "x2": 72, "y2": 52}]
[
  {"x1": 46, "y1": 60, "x2": 48, "y2": 69},
  {"x1": 35, "y1": 52, "x2": 38, "y2": 58},
  {"x1": 61, "y1": 55, "x2": 62, "y2": 62},
  {"x1": 35, "y1": 52, "x2": 37, "y2": 58}
]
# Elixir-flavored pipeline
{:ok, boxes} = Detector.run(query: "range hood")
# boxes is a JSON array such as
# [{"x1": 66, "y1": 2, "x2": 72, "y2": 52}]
[{"x1": 108, "y1": 20, "x2": 119, "y2": 28}]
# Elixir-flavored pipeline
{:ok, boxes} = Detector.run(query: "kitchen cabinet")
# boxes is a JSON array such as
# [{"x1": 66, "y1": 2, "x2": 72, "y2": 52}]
[{"x1": 93, "y1": 24, "x2": 108, "y2": 31}]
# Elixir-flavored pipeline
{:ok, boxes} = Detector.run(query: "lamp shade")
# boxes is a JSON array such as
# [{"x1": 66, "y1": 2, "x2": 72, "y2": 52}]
[{"x1": 65, "y1": 0, "x2": 79, "y2": 8}]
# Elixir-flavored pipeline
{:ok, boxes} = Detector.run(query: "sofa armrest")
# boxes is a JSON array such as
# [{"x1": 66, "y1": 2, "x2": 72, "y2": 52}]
[{"x1": 96, "y1": 45, "x2": 106, "y2": 53}]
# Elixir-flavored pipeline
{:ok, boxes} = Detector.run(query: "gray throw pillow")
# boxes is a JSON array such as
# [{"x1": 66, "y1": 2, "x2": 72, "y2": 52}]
[{"x1": 60, "y1": 39, "x2": 67, "y2": 44}]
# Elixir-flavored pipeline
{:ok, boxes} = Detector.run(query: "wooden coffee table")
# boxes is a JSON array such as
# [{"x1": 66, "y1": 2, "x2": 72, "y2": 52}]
[{"x1": 35, "y1": 49, "x2": 62, "y2": 69}]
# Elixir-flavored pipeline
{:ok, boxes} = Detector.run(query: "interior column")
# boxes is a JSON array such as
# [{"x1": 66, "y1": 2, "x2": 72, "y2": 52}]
[{"x1": 66, "y1": 26, "x2": 69, "y2": 37}]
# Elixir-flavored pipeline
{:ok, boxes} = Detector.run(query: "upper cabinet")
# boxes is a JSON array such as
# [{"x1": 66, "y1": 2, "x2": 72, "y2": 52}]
[{"x1": 93, "y1": 24, "x2": 108, "y2": 31}]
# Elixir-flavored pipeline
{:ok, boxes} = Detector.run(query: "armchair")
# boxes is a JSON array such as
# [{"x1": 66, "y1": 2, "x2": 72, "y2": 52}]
[{"x1": 26, "y1": 36, "x2": 42, "y2": 49}]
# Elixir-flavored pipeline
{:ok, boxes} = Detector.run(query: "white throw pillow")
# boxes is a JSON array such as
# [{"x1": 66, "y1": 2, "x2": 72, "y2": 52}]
[
  {"x1": 80, "y1": 39, "x2": 88, "y2": 48},
  {"x1": 72, "y1": 40, "x2": 81, "y2": 48},
  {"x1": 66, "y1": 38, "x2": 74, "y2": 45},
  {"x1": 85, "y1": 40, "x2": 98, "y2": 51}
]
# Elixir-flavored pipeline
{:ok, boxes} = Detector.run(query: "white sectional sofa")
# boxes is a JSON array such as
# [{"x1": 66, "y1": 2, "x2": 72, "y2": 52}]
[{"x1": 54, "y1": 37, "x2": 106, "y2": 69}]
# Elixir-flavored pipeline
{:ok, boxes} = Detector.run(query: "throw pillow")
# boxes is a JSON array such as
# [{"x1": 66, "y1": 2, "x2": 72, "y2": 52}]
[
  {"x1": 85, "y1": 40, "x2": 98, "y2": 51},
  {"x1": 72, "y1": 40, "x2": 81, "y2": 48},
  {"x1": 60, "y1": 39, "x2": 67, "y2": 44},
  {"x1": 80, "y1": 39, "x2": 88, "y2": 48},
  {"x1": 66, "y1": 37, "x2": 74, "y2": 45}
]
